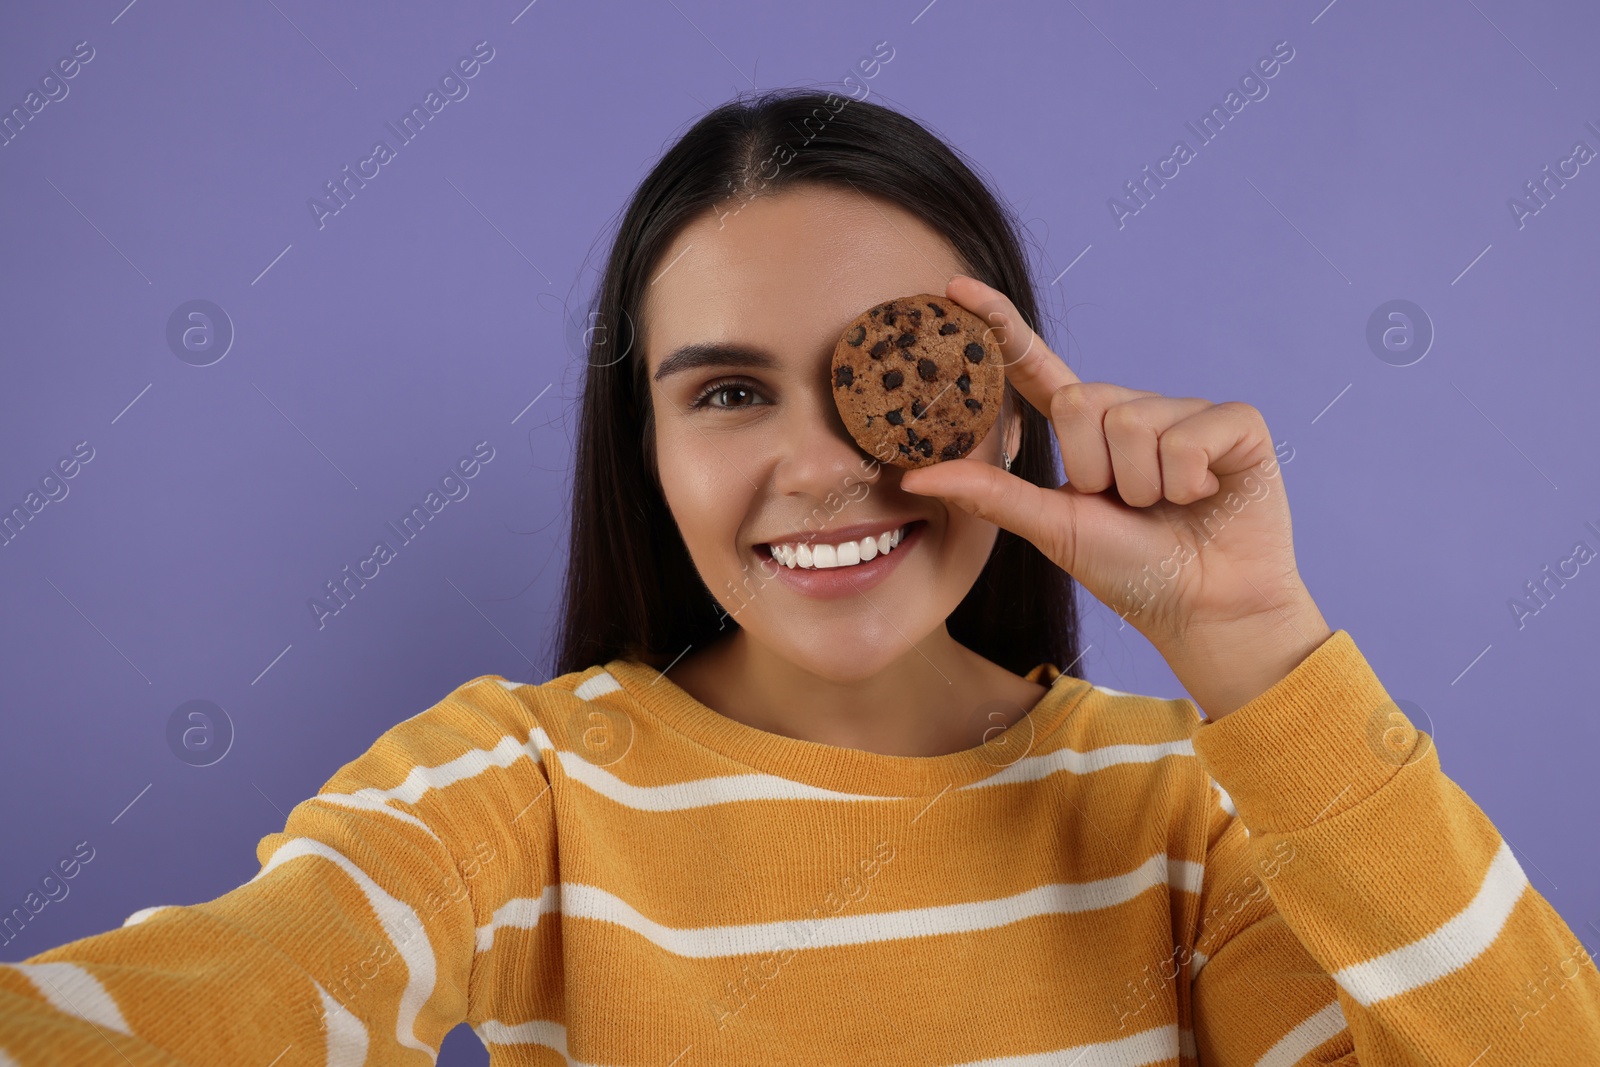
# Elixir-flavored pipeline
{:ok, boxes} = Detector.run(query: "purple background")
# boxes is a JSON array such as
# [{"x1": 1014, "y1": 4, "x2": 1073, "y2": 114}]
[{"x1": 3, "y1": 0, "x2": 1597, "y2": 1059}]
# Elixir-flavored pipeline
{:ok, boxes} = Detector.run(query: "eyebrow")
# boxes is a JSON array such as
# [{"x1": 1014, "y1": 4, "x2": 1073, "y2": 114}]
[{"x1": 652, "y1": 341, "x2": 782, "y2": 383}]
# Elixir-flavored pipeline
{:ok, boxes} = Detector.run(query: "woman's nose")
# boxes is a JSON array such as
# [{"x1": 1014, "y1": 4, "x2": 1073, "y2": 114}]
[{"x1": 768, "y1": 395, "x2": 884, "y2": 498}]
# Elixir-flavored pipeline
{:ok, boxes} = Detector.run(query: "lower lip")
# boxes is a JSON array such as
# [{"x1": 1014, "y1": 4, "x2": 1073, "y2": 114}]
[{"x1": 752, "y1": 521, "x2": 926, "y2": 601}]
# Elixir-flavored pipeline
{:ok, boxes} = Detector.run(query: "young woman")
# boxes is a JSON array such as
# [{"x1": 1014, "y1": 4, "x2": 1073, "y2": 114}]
[{"x1": 3, "y1": 89, "x2": 1596, "y2": 1066}]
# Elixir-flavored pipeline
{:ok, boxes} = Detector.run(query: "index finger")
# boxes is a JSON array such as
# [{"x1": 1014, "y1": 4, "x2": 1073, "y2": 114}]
[{"x1": 945, "y1": 274, "x2": 1081, "y2": 419}]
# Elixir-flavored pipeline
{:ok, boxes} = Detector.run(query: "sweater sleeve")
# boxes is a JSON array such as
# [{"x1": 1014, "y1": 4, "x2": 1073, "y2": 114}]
[
  {"x1": 1187, "y1": 629, "x2": 1600, "y2": 1065},
  {"x1": 0, "y1": 674, "x2": 559, "y2": 1066}
]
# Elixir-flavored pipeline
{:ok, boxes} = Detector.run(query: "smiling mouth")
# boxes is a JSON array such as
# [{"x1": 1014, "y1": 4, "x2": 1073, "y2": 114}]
[{"x1": 760, "y1": 520, "x2": 925, "y2": 571}]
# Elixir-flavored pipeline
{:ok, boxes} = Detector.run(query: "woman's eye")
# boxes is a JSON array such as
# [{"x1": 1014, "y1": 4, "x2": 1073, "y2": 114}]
[{"x1": 690, "y1": 380, "x2": 766, "y2": 410}]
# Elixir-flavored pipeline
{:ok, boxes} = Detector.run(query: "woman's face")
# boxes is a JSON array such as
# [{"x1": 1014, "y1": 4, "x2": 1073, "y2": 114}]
[{"x1": 641, "y1": 182, "x2": 1019, "y2": 683}]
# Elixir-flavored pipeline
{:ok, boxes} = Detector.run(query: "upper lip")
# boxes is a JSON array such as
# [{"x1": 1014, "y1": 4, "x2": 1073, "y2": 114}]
[{"x1": 756, "y1": 518, "x2": 922, "y2": 548}]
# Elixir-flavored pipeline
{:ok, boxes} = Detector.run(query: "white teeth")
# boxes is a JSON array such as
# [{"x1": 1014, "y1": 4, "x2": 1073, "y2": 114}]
[{"x1": 767, "y1": 524, "x2": 910, "y2": 570}]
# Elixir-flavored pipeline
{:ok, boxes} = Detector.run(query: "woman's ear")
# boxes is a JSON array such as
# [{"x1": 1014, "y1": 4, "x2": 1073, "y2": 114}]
[{"x1": 1003, "y1": 389, "x2": 1023, "y2": 467}]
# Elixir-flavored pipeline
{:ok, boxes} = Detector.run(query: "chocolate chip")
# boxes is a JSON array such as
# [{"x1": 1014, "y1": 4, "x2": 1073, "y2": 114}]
[
  {"x1": 917, "y1": 358, "x2": 938, "y2": 381},
  {"x1": 897, "y1": 332, "x2": 917, "y2": 348},
  {"x1": 882, "y1": 369, "x2": 903, "y2": 389},
  {"x1": 885, "y1": 408, "x2": 904, "y2": 425},
  {"x1": 846, "y1": 325, "x2": 866, "y2": 347},
  {"x1": 834, "y1": 365, "x2": 853, "y2": 388},
  {"x1": 940, "y1": 432, "x2": 974, "y2": 460},
  {"x1": 927, "y1": 302, "x2": 945, "y2": 317},
  {"x1": 870, "y1": 339, "x2": 890, "y2": 359},
  {"x1": 964, "y1": 342, "x2": 985, "y2": 363},
  {"x1": 939, "y1": 322, "x2": 960, "y2": 336},
  {"x1": 910, "y1": 397, "x2": 926, "y2": 418},
  {"x1": 964, "y1": 398, "x2": 982, "y2": 413},
  {"x1": 904, "y1": 427, "x2": 932, "y2": 456},
  {"x1": 955, "y1": 372, "x2": 970, "y2": 393}
]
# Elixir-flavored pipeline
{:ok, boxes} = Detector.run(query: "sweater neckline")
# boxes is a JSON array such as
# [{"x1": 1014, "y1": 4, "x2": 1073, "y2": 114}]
[{"x1": 601, "y1": 658, "x2": 1091, "y2": 798}]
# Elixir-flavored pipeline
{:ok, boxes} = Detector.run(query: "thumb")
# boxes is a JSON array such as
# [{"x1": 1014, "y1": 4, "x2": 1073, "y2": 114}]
[{"x1": 899, "y1": 458, "x2": 1076, "y2": 564}]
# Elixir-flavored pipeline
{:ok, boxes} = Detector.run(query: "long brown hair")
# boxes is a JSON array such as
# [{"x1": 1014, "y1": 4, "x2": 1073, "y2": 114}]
[{"x1": 551, "y1": 88, "x2": 1081, "y2": 682}]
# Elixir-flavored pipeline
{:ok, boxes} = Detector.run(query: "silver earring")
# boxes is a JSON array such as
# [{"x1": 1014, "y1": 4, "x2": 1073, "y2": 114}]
[{"x1": 1002, "y1": 449, "x2": 1012, "y2": 473}]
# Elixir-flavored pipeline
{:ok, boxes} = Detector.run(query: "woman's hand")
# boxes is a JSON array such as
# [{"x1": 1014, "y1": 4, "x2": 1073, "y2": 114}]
[{"x1": 898, "y1": 275, "x2": 1333, "y2": 719}]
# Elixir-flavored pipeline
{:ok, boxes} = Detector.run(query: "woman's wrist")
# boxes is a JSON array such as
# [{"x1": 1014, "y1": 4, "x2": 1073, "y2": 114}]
[{"x1": 1159, "y1": 596, "x2": 1334, "y2": 721}]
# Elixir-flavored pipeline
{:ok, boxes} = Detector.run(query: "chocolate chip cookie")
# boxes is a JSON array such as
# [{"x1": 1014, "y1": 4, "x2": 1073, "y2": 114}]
[{"x1": 831, "y1": 293, "x2": 1005, "y2": 469}]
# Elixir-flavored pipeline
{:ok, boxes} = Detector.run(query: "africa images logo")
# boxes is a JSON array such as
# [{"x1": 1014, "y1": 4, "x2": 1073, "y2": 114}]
[
  {"x1": 1107, "y1": 40, "x2": 1296, "y2": 230},
  {"x1": 308, "y1": 41, "x2": 496, "y2": 230}
]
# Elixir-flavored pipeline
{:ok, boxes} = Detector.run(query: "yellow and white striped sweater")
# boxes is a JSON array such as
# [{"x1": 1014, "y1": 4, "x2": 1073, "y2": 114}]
[{"x1": 2, "y1": 629, "x2": 1597, "y2": 1065}]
